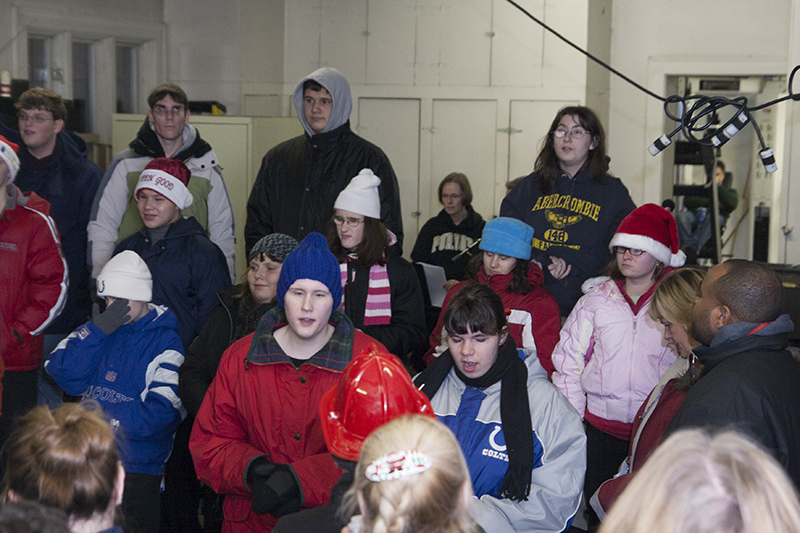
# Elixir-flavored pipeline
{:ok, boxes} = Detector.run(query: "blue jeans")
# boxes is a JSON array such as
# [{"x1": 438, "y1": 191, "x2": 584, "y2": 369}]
[{"x1": 676, "y1": 209, "x2": 725, "y2": 251}]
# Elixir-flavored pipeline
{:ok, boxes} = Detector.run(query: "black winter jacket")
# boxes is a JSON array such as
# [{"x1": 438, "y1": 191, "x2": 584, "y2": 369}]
[
  {"x1": 114, "y1": 217, "x2": 231, "y2": 348},
  {"x1": 245, "y1": 121, "x2": 403, "y2": 252},
  {"x1": 342, "y1": 255, "x2": 425, "y2": 357},
  {"x1": 666, "y1": 315, "x2": 800, "y2": 490},
  {"x1": 1, "y1": 122, "x2": 102, "y2": 333},
  {"x1": 178, "y1": 286, "x2": 272, "y2": 417},
  {"x1": 411, "y1": 206, "x2": 485, "y2": 281}
]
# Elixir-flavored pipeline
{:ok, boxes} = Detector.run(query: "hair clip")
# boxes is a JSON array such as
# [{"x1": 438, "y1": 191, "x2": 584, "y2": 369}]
[{"x1": 365, "y1": 450, "x2": 432, "y2": 482}]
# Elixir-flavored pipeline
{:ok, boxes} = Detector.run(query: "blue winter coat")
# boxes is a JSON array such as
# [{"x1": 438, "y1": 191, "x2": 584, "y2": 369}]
[
  {"x1": 114, "y1": 216, "x2": 231, "y2": 347},
  {"x1": 0, "y1": 122, "x2": 102, "y2": 333},
  {"x1": 45, "y1": 305, "x2": 185, "y2": 476}
]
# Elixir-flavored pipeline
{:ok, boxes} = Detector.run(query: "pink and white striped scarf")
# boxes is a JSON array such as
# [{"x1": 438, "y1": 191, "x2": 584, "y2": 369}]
[{"x1": 340, "y1": 256, "x2": 392, "y2": 325}]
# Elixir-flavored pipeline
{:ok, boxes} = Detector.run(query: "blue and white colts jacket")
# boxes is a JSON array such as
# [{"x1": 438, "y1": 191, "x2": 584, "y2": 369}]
[
  {"x1": 46, "y1": 305, "x2": 186, "y2": 476},
  {"x1": 428, "y1": 353, "x2": 587, "y2": 533}
]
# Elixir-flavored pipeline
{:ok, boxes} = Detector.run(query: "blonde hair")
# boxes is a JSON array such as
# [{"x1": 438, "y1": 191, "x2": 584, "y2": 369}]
[
  {"x1": 600, "y1": 429, "x2": 800, "y2": 533},
  {"x1": 648, "y1": 268, "x2": 706, "y2": 329},
  {"x1": 341, "y1": 415, "x2": 479, "y2": 533},
  {"x1": 1, "y1": 402, "x2": 120, "y2": 520}
]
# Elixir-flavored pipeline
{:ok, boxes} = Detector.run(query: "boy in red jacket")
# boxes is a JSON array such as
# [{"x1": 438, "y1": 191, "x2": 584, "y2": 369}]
[
  {"x1": 0, "y1": 135, "x2": 66, "y2": 440},
  {"x1": 190, "y1": 232, "x2": 386, "y2": 532}
]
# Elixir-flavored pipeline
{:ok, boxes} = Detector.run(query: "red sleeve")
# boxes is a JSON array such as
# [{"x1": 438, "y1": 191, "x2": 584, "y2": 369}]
[
  {"x1": 14, "y1": 209, "x2": 67, "y2": 342},
  {"x1": 190, "y1": 337, "x2": 262, "y2": 497},
  {"x1": 529, "y1": 289, "x2": 561, "y2": 378}
]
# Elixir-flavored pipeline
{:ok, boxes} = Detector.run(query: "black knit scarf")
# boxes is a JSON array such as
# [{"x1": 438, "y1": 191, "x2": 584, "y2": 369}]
[{"x1": 414, "y1": 338, "x2": 533, "y2": 501}]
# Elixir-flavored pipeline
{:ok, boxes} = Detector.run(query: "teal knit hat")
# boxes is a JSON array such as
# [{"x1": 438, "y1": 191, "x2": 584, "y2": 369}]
[
  {"x1": 277, "y1": 232, "x2": 342, "y2": 309},
  {"x1": 479, "y1": 217, "x2": 534, "y2": 260}
]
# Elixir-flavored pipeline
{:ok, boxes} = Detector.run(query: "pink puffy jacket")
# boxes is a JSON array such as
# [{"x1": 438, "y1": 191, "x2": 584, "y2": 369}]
[{"x1": 551, "y1": 277, "x2": 676, "y2": 438}]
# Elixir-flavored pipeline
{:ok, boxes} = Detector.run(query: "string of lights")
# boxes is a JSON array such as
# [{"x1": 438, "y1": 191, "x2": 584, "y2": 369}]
[{"x1": 505, "y1": 0, "x2": 800, "y2": 173}]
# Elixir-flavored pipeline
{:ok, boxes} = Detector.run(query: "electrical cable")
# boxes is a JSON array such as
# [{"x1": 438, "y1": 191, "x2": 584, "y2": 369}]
[{"x1": 504, "y1": 0, "x2": 798, "y2": 172}]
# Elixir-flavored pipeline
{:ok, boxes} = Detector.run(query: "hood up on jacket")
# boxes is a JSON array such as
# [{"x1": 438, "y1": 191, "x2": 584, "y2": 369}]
[{"x1": 293, "y1": 67, "x2": 353, "y2": 137}]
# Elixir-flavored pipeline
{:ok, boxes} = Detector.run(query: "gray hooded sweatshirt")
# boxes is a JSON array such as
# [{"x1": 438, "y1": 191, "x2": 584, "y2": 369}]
[{"x1": 293, "y1": 67, "x2": 353, "y2": 137}]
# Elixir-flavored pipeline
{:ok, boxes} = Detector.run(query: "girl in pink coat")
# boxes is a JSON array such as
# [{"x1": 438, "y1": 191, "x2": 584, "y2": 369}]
[{"x1": 551, "y1": 203, "x2": 684, "y2": 531}]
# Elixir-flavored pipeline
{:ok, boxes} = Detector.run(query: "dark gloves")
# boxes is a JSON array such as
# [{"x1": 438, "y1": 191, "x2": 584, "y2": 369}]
[
  {"x1": 92, "y1": 299, "x2": 131, "y2": 335},
  {"x1": 246, "y1": 457, "x2": 302, "y2": 516}
]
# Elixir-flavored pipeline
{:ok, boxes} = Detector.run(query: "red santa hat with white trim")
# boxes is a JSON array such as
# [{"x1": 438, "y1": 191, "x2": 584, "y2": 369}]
[
  {"x1": 0, "y1": 135, "x2": 20, "y2": 183},
  {"x1": 609, "y1": 203, "x2": 686, "y2": 267},
  {"x1": 134, "y1": 157, "x2": 193, "y2": 209}
]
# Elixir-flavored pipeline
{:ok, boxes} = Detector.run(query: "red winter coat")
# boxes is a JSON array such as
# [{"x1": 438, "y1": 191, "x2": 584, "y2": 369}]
[
  {"x1": 0, "y1": 186, "x2": 67, "y2": 377},
  {"x1": 190, "y1": 308, "x2": 386, "y2": 533},
  {"x1": 424, "y1": 263, "x2": 561, "y2": 377}
]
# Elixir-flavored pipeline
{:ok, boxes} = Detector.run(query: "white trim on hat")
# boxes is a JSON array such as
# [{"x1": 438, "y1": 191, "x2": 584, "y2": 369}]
[
  {"x1": 609, "y1": 233, "x2": 686, "y2": 267},
  {"x1": 134, "y1": 169, "x2": 193, "y2": 210},
  {"x1": 0, "y1": 140, "x2": 20, "y2": 183}
]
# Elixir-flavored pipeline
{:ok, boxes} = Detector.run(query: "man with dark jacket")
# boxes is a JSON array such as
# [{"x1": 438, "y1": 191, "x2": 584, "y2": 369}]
[
  {"x1": 88, "y1": 82, "x2": 235, "y2": 279},
  {"x1": 667, "y1": 259, "x2": 800, "y2": 490},
  {"x1": 1, "y1": 88, "x2": 100, "y2": 347},
  {"x1": 244, "y1": 67, "x2": 403, "y2": 253}
]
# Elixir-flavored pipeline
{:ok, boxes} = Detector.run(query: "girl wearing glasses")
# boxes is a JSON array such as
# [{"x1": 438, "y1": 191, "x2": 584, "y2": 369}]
[
  {"x1": 327, "y1": 169, "x2": 426, "y2": 357},
  {"x1": 551, "y1": 203, "x2": 685, "y2": 531},
  {"x1": 500, "y1": 106, "x2": 635, "y2": 318}
]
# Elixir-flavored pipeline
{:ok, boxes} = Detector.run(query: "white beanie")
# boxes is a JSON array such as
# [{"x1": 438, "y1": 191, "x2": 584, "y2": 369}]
[
  {"x1": 0, "y1": 135, "x2": 20, "y2": 183},
  {"x1": 334, "y1": 168, "x2": 381, "y2": 219},
  {"x1": 97, "y1": 251, "x2": 153, "y2": 302}
]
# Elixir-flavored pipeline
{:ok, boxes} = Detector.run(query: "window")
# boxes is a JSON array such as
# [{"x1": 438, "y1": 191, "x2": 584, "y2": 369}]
[
  {"x1": 28, "y1": 36, "x2": 51, "y2": 88},
  {"x1": 116, "y1": 44, "x2": 137, "y2": 113},
  {"x1": 72, "y1": 41, "x2": 95, "y2": 132}
]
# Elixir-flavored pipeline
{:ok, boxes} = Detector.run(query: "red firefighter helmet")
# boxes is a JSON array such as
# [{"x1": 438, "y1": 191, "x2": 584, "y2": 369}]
[{"x1": 320, "y1": 344, "x2": 436, "y2": 461}]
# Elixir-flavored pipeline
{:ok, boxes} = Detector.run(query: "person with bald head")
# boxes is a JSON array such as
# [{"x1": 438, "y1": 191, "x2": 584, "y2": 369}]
[{"x1": 666, "y1": 259, "x2": 800, "y2": 491}]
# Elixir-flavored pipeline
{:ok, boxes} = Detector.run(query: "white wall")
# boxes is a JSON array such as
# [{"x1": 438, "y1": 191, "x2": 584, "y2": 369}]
[{"x1": 607, "y1": 0, "x2": 797, "y2": 262}]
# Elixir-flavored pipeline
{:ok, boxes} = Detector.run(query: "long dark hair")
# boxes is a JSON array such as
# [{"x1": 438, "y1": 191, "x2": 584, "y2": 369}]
[
  {"x1": 327, "y1": 217, "x2": 390, "y2": 267},
  {"x1": 465, "y1": 252, "x2": 532, "y2": 295},
  {"x1": 533, "y1": 106, "x2": 608, "y2": 193}
]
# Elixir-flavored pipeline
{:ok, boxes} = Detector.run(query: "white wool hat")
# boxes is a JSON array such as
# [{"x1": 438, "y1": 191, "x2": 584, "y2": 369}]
[
  {"x1": 334, "y1": 168, "x2": 381, "y2": 219},
  {"x1": 0, "y1": 135, "x2": 20, "y2": 183},
  {"x1": 97, "y1": 251, "x2": 153, "y2": 302},
  {"x1": 134, "y1": 168, "x2": 193, "y2": 210}
]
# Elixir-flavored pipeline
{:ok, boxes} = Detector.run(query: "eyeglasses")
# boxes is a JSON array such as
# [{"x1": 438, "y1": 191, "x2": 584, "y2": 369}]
[
  {"x1": 18, "y1": 113, "x2": 54, "y2": 125},
  {"x1": 553, "y1": 128, "x2": 590, "y2": 139},
  {"x1": 333, "y1": 215, "x2": 365, "y2": 227},
  {"x1": 441, "y1": 194, "x2": 462, "y2": 200},
  {"x1": 152, "y1": 105, "x2": 186, "y2": 117},
  {"x1": 614, "y1": 246, "x2": 645, "y2": 256}
]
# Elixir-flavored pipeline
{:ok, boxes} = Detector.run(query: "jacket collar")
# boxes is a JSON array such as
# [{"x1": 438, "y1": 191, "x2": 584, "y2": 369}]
[
  {"x1": 695, "y1": 314, "x2": 794, "y2": 372},
  {"x1": 246, "y1": 306, "x2": 354, "y2": 372},
  {"x1": 305, "y1": 121, "x2": 352, "y2": 147}
]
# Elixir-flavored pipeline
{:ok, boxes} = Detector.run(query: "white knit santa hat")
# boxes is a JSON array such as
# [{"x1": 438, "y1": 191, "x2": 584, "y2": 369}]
[
  {"x1": 609, "y1": 203, "x2": 686, "y2": 267},
  {"x1": 334, "y1": 168, "x2": 381, "y2": 219},
  {"x1": 97, "y1": 251, "x2": 153, "y2": 302}
]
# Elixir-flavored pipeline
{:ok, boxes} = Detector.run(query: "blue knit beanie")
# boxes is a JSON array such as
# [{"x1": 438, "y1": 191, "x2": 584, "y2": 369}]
[
  {"x1": 479, "y1": 217, "x2": 534, "y2": 260},
  {"x1": 277, "y1": 232, "x2": 342, "y2": 309}
]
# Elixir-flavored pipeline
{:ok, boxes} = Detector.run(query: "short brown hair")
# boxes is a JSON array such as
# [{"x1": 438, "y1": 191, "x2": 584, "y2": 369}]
[
  {"x1": 15, "y1": 88, "x2": 67, "y2": 121},
  {"x1": 147, "y1": 82, "x2": 188, "y2": 109},
  {"x1": 438, "y1": 172, "x2": 473, "y2": 207},
  {"x1": 1, "y1": 403, "x2": 120, "y2": 520}
]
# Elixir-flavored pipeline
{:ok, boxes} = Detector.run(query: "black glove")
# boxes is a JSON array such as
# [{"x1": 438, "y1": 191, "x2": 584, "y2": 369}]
[
  {"x1": 247, "y1": 458, "x2": 302, "y2": 516},
  {"x1": 92, "y1": 299, "x2": 132, "y2": 335}
]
